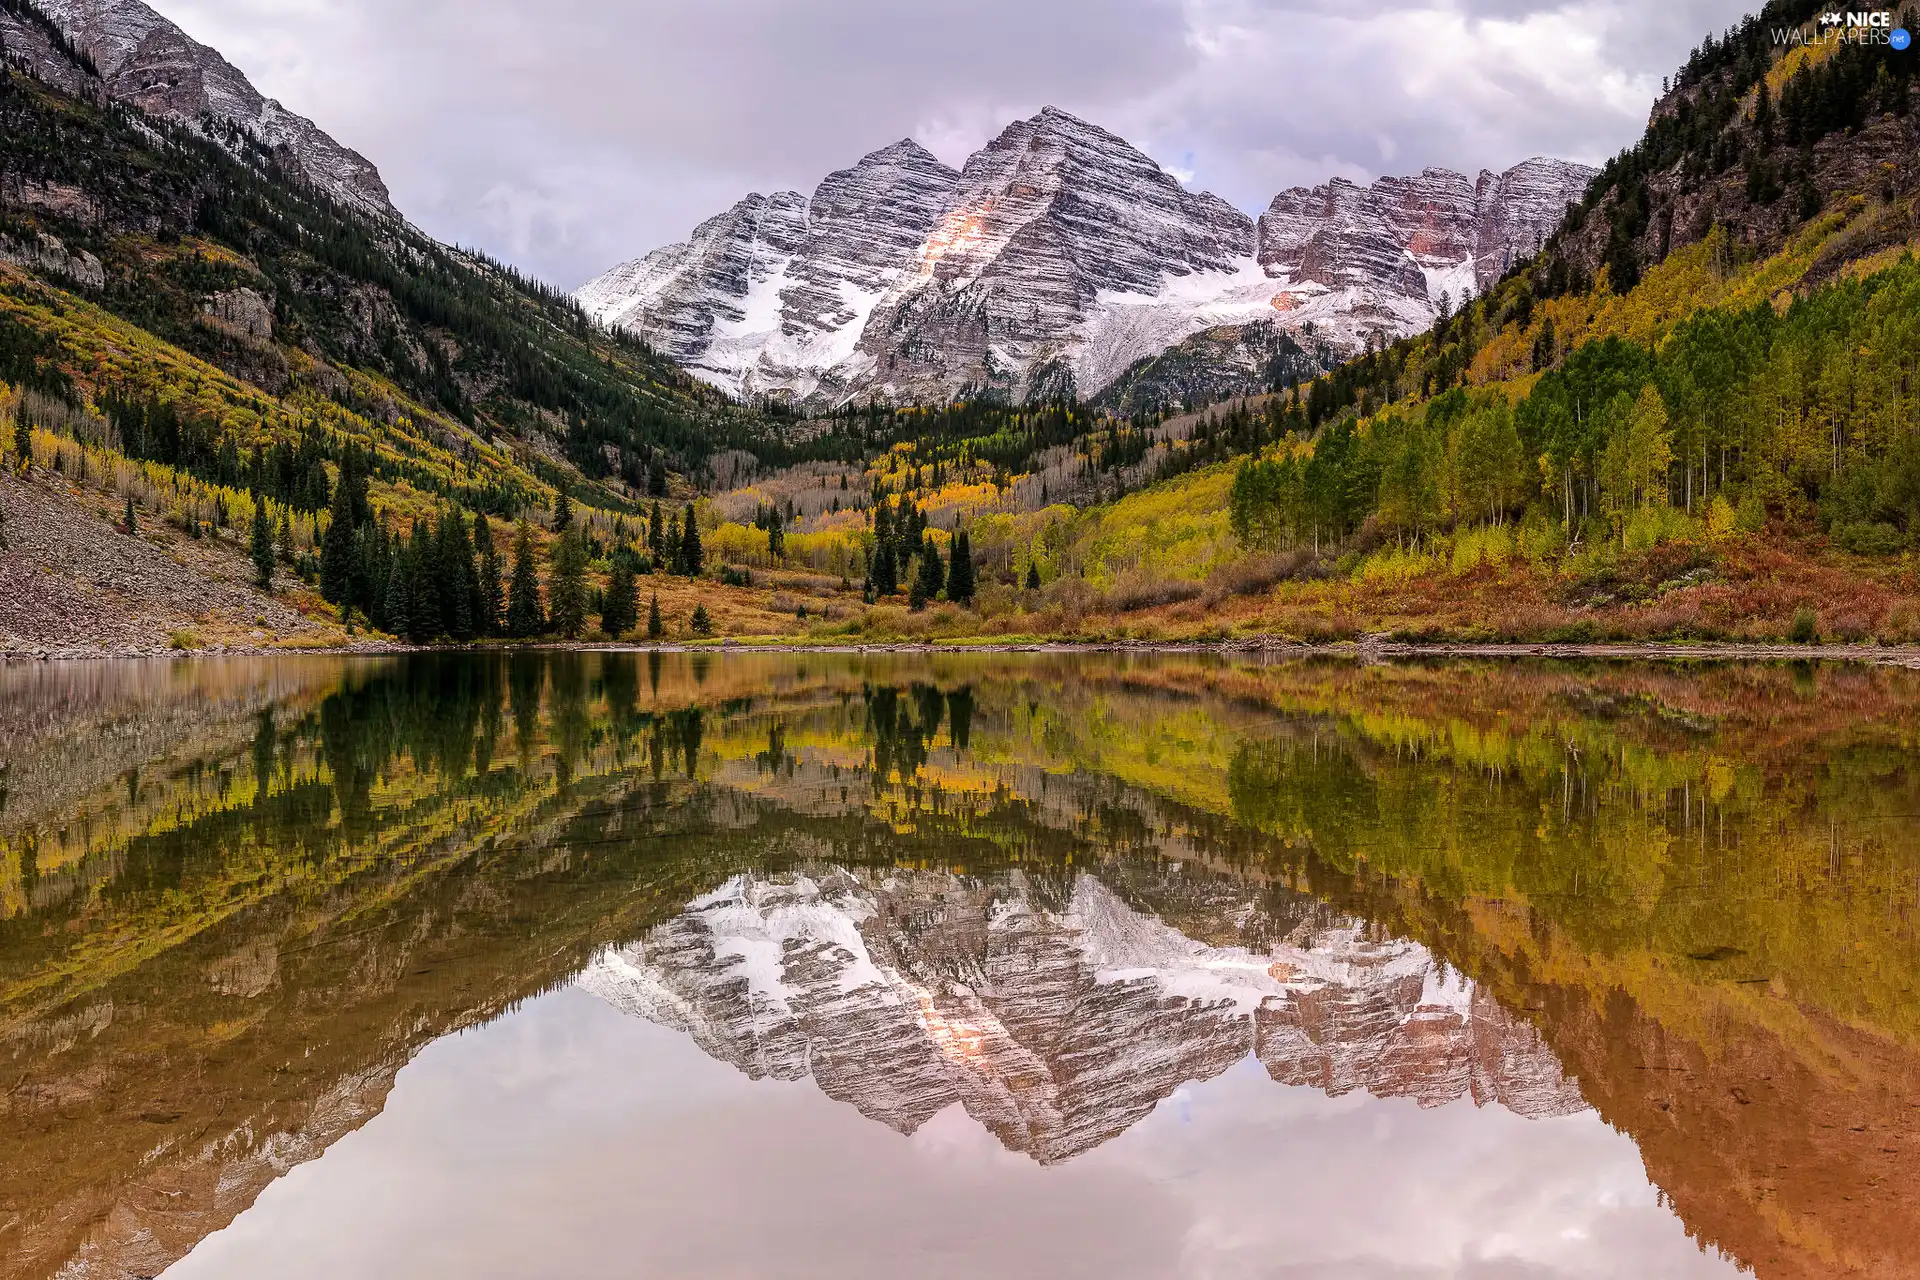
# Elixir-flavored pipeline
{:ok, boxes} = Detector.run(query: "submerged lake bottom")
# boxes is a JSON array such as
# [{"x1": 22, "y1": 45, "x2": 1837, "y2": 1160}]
[{"x1": 3, "y1": 651, "x2": 1915, "y2": 1279}]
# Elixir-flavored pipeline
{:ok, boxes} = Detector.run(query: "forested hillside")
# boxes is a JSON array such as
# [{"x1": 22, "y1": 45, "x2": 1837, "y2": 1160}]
[
  {"x1": 0, "y1": 2, "x2": 832, "y2": 653},
  {"x1": 0, "y1": 21, "x2": 768, "y2": 504}
]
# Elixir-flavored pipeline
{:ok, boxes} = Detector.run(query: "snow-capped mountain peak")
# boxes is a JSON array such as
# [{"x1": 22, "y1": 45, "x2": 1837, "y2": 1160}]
[
  {"x1": 577, "y1": 136, "x2": 963, "y2": 403},
  {"x1": 575, "y1": 112, "x2": 1595, "y2": 407}
]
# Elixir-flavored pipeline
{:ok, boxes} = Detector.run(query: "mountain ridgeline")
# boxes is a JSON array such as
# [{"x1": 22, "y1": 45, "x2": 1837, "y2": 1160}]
[{"x1": 577, "y1": 111, "x2": 1594, "y2": 409}]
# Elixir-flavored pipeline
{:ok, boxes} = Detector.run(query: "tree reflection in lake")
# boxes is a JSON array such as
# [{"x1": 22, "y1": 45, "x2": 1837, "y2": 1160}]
[{"x1": 3, "y1": 652, "x2": 1918, "y2": 1279}]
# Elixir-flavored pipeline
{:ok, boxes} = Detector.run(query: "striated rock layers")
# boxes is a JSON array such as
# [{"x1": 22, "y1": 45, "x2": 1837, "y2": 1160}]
[
  {"x1": 576, "y1": 139, "x2": 960, "y2": 398},
  {"x1": 22, "y1": 0, "x2": 396, "y2": 220},
  {"x1": 578, "y1": 108, "x2": 1593, "y2": 406},
  {"x1": 1257, "y1": 158, "x2": 1591, "y2": 326},
  {"x1": 577, "y1": 868, "x2": 1586, "y2": 1163}
]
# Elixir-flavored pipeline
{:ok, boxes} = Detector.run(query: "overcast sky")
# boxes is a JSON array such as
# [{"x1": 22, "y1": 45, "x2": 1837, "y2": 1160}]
[{"x1": 149, "y1": 0, "x2": 1759, "y2": 291}]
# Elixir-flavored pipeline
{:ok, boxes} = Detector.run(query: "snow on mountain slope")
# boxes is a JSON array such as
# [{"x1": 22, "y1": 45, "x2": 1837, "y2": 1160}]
[
  {"x1": 1259, "y1": 158, "x2": 1595, "y2": 322},
  {"x1": 578, "y1": 108, "x2": 1594, "y2": 407},
  {"x1": 577, "y1": 868, "x2": 1586, "y2": 1164},
  {"x1": 575, "y1": 190, "x2": 811, "y2": 392},
  {"x1": 846, "y1": 108, "x2": 1257, "y2": 405},
  {"x1": 577, "y1": 140, "x2": 961, "y2": 400},
  {"x1": 31, "y1": 0, "x2": 397, "y2": 221}
]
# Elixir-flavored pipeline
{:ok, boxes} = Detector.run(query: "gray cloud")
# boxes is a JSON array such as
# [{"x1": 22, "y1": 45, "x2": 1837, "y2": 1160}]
[{"x1": 150, "y1": 0, "x2": 1759, "y2": 289}]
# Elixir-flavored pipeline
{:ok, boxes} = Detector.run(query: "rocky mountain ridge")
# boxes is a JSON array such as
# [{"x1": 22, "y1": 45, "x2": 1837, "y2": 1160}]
[
  {"x1": 578, "y1": 868, "x2": 1586, "y2": 1164},
  {"x1": 3, "y1": 0, "x2": 396, "y2": 220},
  {"x1": 578, "y1": 109, "x2": 1595, "y2": 407}
]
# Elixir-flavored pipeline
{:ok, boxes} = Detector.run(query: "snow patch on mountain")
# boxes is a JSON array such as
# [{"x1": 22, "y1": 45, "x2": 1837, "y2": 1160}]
[
  {"x1": 578, "y1": 111, "x2": 1592, "y2": 407},
  {"x1": 578, "y1": 139, "x2": 962, "y2": 401}
]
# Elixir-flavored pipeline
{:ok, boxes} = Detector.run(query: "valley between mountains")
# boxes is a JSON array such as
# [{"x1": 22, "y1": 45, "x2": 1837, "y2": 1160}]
[{"x1": 2, "y1": 0, "x2": 1920, "y2": 658}]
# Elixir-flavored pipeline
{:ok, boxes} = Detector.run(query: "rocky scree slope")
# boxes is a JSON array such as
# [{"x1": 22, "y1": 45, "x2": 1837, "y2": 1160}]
[
  {"x1": 0, "y1": 469, "x2": 346, "y2": 656},
  {"x1": 578, "y1": 108, "x2": 1594, "y2": 407}
]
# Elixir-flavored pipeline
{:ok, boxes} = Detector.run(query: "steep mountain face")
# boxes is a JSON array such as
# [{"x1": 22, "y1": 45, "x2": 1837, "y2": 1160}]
[
  {"x1": 847, "y1": 108, "x2": 1260, "y2": 407},
  {"x1": 576, "y1": 190, "x2": 811, "y2": 367},
  {"x1": 575, "y1": 139, "x2": 963, "y2": 400},
  {"x1": 17, "y1": 0, "x2": 397, "y2": 221},
  {"x1": 0, "y1": 15, "x2": 749, "y2": 517},
  {"x1": 1090, "y1": 317, "x2": 1329, "y2": 417},
  {"x1": 1471, "y1": 158, "x2": 1595, "y2": 283},
  {"x1": 1256, "y1": 158, "x2": 1594, "y2": 339},
  {"x1": 579, "y1": 109, "x2": 1593, "y2": 407},
  {"x1": 578, "y1": 868, "x2": 1585, "y2": 1163}
]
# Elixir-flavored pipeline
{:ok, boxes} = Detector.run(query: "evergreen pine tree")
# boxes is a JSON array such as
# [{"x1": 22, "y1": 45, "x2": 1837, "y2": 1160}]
[
  {"x1": 648, "y1": 501, "x2": 666, "y2": 563},
  {"x1": 909, "y1": 535, "x2": 944, "y2": 610},
  {"x1": 407, "y1": 521, "x2": 440, "y2": 642},
  {"x1": 122, "y1": 496, "x2": 136, "y2": 536},
  {"x1": 647, "y1": 592, "x2": 664, "y2": 640},
  {"x1": 250, "y1": 501, "x2": 275, "y2": 590},
  {"x1": 678, "y1": 505, "x2": 703, "y2": 576},
  {"x1": 602, "y1": 557, "x2": 638, "y2": 638},
  {"x1": 690, "y1": 603, "x2": 712, "y2": 636},
  {"x1": 1025, "y1": 561, "x2": 1041, "y2": 591},
  {"x1": 475, "y1": 514, "x2": 502, "y2": 636},
  {"x1": 507, "y1": 520, "x2": 544, "y2": 637},
  {"x1": 13, "y1": 415, "x2": 30, "y2": 468},
  {"x1": 440, "y1": 510, "x2": 475, "y2": 642},
  {"x1": 319, "y1": 482, "x2": 355, "y2": 604},
  {"x1": 364, "y1": 520, "x2": 392, "y2": 630},
  {"x1": 872, "y1": 541, "x2": 897, "y2": 596},
  {"x1": 946, "y1": 529, "x2": 975, "y2": 605},
  {"x1": 553, "y1": 489, "x2": 573, "y2": 532},
  {"x1": 548, "y1": 529, "x2": 589, "y2": 639},
  {"x1": 384, "y1": 557, "x2": 410, "y2": 639},
  {"x1": 349, "y1": 521, "x2": 375, "y2": 621}
]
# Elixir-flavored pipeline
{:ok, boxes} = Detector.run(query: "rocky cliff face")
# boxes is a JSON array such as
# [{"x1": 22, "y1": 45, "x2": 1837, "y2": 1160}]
[
  {"x1": 578, "y1": 868, "x2": 1585, "y2": 1163},
  {"x1": 578, "y1": 110, "x2": 1593, "y2": 406},
  {"x1": 23, "y1": 0, "x2": 397, "y2": 221},
  {"x1": 845, "y1": 108, "x2": 1260, "y2": 406},
  {"x1": 575, "y1": 140, "x2": 961, "y2": 401},
  {"x1": 1256, "y1": 157, "x2": 1594, "y2": 341}
]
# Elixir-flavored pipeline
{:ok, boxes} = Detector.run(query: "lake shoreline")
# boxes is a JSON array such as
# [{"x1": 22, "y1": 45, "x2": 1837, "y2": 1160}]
[{"x1": 11, "y1": 635, "x2": 1920, "y2": 667}]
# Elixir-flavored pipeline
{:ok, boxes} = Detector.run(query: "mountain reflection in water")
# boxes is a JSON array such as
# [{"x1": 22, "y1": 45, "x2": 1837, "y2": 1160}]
[
  {"x1": 3, "y1": 651, "x2": 1918, "y2": 1279},
  {"x1": 579, "y1": 867, "x2": 1584, "y2": 1168}
]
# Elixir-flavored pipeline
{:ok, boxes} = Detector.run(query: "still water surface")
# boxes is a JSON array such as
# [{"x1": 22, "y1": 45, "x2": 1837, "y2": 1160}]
[{"x1": 3, "y1": 652, "x2": 1917, "y2": 1279}]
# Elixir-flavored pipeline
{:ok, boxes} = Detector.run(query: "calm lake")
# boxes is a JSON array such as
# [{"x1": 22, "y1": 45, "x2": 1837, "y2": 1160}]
[{"x1": 3, "y1": 651, "x2": 1917, "y2": 1279}]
